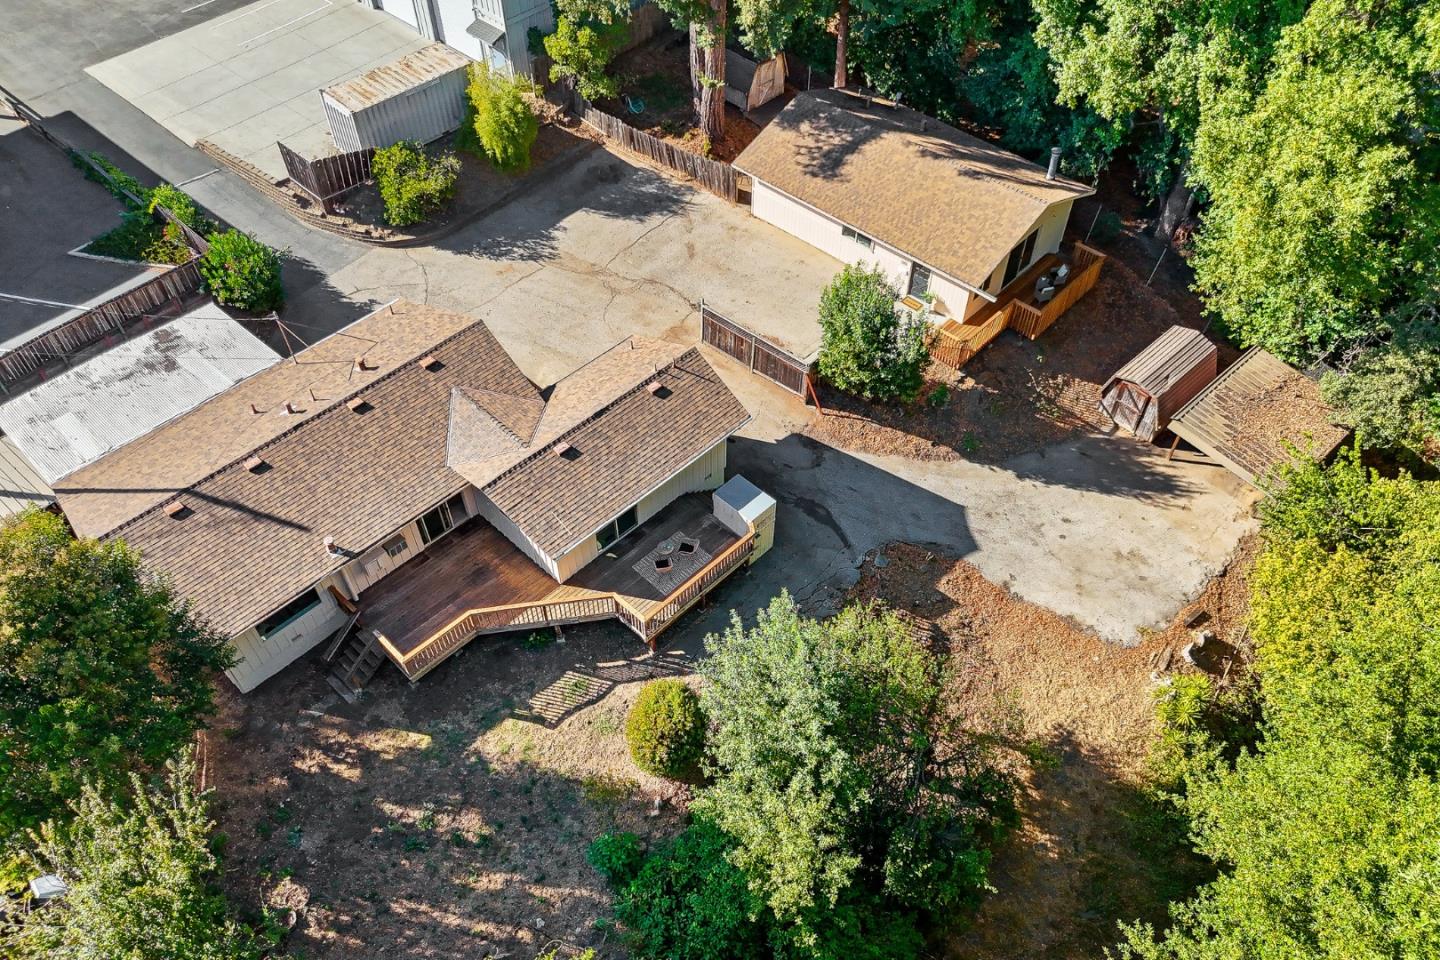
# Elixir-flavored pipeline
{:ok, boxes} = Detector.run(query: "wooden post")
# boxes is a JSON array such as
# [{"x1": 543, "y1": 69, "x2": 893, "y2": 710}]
[
  {"x1": 1166, "y1": 434, "x2": 1181, "y2": 460},
  {"x1": 805, "y1": 373, "x2": 824, "y2": 415}
]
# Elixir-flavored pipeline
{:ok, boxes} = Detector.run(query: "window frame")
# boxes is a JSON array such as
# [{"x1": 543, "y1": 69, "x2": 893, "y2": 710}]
[
  {"x1": 419, "y1": 492, "x2": 470, "y2": 545},
  {"x1": 595, "y1": 504, "x2": 641, "y2": 551},
  {"x1": 257, "y1": 589, "x2": 322, "y2": 640},
  {"x1": 382, "y1": 534, "x2": 409, "y2": 559},
  {"x1": 908, "y1": 263, "x2": 932, "y2": 298},
  {"x1": 1003, "y1": 229, "x2": 1040, "y2": 288},
  {"x1": 841, "y1": 225, "x2": 874, "y2": 250}
]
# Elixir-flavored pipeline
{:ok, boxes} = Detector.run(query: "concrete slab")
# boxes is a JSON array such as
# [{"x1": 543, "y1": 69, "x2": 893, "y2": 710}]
[{"x1": 85, "y1": 0, "x2": 429, "y2": 179}]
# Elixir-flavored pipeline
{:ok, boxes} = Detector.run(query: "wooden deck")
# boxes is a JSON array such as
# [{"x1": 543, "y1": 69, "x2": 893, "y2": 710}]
[
  {"x1": 359, "y1": 493, "x2": 750, "y2": 681},
  {"x1": 931, "y1": 242, "x2": 1106, "y2": 369}
]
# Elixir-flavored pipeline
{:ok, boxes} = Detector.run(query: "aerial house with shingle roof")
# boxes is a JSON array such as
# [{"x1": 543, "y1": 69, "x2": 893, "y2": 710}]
[
  {"x1": 734, "y1": 90, "x2": 1096, "y2": 322},
  {"x1": 54, "y1": 301, "x2": 773, "y2": 696}
]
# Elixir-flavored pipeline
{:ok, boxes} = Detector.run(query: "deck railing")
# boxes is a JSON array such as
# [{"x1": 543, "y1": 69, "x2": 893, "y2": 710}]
[
  {"x1": 932, "y1": 241, "x2": 1107, "y2": 369},
  {"x1": 378, "y1": 525, "x2": 757, "y2": 681}
]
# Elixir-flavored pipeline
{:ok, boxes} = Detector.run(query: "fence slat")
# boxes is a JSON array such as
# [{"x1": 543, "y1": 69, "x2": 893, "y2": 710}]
[
  {"x1": 278, "y1": 141, "x2": 375, "y2": 208},
  {"x1": 577, "y1": 98, "x2": 738, "y2": 202}
]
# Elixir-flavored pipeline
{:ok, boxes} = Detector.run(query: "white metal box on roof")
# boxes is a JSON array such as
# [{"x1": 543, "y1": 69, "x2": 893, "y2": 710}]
[
  {"x1": 321, "y1": 43, "x2": 472, "y2": 153},
  {"x1": 0, "y1": 303, "x2": 279, "y2": 485}
]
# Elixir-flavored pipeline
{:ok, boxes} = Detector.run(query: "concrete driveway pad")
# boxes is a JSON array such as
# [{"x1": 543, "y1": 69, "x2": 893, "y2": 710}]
[{"x1": 87, "y1": 0, "x2": 427, "y2": 179}]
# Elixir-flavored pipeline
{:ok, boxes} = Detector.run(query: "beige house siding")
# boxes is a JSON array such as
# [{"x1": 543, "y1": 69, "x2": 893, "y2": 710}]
[
  {"x1": 475, "y1": 491, "x2": 559, "y2": 578},
  {"x1": 970, "y1": 198, "x2": 1077, "y2": 313},
  {"x1": 750, "y1": 180, "x2": 978, "y2": 317},
  {"x1": 224, "y1": 576, "x2": 349, "y2": 693}
]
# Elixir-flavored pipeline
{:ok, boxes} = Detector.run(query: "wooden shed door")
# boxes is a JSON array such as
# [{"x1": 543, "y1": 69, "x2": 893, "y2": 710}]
[{"x1": 1109, "y1": 384, "x2": 1151, "y2": 436}]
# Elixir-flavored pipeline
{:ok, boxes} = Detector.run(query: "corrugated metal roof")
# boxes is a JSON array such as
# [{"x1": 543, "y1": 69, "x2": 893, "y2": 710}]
[
  {"x1": 0, "y1": 304, "x2": 279, "y2": 485},
  {"x1": 1169, "y1": 348, "x2": 1350, "y2": 487},
  {"x1": 1103, "y1": 326, "x2": 1217, "y2": 398},
  {"x1": 323, "y1": 42, "x2": 473, "y2": 113},
  {"x1": 0, "y1": 437, "x2": 53, "y2": 519}
]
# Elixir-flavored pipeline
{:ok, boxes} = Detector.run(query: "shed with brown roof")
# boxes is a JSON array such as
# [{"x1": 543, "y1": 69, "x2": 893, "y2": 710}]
[
  {"x1": 1100, "y1": 326, "x2": 1218, "y2": 442},
  {"x1": 1168, "y1": 348, "x2": 1350, "y2": 486}
]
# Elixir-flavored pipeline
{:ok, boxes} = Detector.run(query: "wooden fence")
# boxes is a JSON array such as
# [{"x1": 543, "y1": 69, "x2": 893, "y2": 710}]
[
  {"x1": 932, "y1": 242, "x2": 1108, "y2": 369},
  {"x1": 577, "y1": 97, "x2": 739, "y2": 202},
  {"x1": 277, "y1": 141, "x2": 375, "y2": 210},
  {"x1": 700, "y1": 303, "x2": 813, "y2": 397},
  {"x1": 0, "y1": 260, "x2": 204, "y2": 389},
  {"x1": 1007, "y1": 242, "x2": 1107, "y2": 341}
]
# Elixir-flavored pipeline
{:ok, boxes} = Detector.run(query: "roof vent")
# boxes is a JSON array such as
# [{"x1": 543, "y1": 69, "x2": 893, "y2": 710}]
[
  {"x1": 356, "y1": 356, "x2": 378, "y2": 372},
  {"x1": 552, "y1": 441, "x2": 581, "y2": 461},
  {"x1": 164, "y1": 500, "x2": 192, "y2": 520},
  {"x1": 243, "y1": 455, "x2": 269, "y2": 474},
  {"x1": 250, "y1": 404, "x2": 264, "y2": 415},
  {"x1": 418, "y1": 355, "x2": 443, "y2": 371},
  {"x1": 283, "y1": 401, "x2": 300, "y2": 415},
  {"x1": 347, "y1": 397, "x2": 373, "y2": 414},
  {"x1": 646, "y1": 381, "x2": 672, "y2": 399},
  {"x1": 323, "y1": 536, "x2": 344, "y2": 558}
]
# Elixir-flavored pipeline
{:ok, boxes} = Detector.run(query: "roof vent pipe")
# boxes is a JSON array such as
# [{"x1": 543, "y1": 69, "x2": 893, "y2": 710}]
[{"x1": 1047, "y1": 147, "x2": 1061, "y2": 181}]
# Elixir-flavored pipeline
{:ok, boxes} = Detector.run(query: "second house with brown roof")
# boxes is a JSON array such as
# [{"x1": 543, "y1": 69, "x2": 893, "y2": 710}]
[
  {"x1": 733, "y1": 90, "x2": 1095, "y2": 321},
  {"x1": 54, "y1": 300, "x2": 775, "y2": 695}
]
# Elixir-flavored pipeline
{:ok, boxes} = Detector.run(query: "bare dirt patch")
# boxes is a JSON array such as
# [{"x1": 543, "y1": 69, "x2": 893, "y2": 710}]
[
  {"x1": 847, "y1": 538, "x2": 1257, "y2": 958},
  {"x1": 205, "y1": 624, "x2": 691, "y2": 960},
  {"x1": 806, "y1": 257, "x2": 1238, "y2": 465}
]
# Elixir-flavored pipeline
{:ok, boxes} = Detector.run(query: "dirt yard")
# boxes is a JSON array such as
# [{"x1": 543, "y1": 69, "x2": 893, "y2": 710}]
[
  {"x1": 806, "y1": 257, "x2": 1239, "y2": 465},
  {"x1": 205, "y1": 625, "x2": 694, "y2": 960},
  {"x1": 603, "y1": 31, "x2": 762, "y2": 162},
  {"x1": 206, "y1": 527, "x2": 1256, "y2": 960},
  {"x1": 845, "y1": 537, "x2": 1256, "y2": 959}
]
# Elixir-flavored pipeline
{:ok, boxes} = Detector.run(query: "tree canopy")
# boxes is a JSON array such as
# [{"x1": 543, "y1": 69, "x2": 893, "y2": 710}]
[
  {"x1": 1122, "y1": 447, "x2": 1440, "y2": 958},
  {"x1": 817, "y1": 264, "x2": 929, "y2": 403},
  {"x1": 0, "y1": 510, "x2": 232, "y2": 850}
]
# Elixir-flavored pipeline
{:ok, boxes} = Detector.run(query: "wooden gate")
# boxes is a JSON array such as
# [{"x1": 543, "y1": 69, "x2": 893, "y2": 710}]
[{"x1": 700, "y1": 304, "x2": 811, "y2": 397}]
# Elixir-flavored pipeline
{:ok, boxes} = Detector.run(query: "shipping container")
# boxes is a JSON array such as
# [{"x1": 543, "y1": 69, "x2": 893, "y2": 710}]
[{"x1": 322, "y1": 43, "x2": 472, "y2": 153}]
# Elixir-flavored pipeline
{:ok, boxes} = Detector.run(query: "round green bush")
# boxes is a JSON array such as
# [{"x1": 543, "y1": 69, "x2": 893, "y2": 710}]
[
  {"x1": 198, "y1": 230, "x2": 284, "y2": 313},
  {"x1": 625, "y1": 679, "x2": 706, "y2": 783},
  {"x1": 586, "y1": 830, "x2": 645, "y2": 887}
]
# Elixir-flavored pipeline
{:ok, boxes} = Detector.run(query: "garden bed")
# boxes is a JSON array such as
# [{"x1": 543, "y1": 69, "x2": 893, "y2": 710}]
[{"x1": 287, "y1": 121, "x2": 597, "y2": 241}]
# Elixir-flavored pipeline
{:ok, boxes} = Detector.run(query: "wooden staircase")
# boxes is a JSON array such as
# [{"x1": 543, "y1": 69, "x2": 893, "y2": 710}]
[{"x1": 321, "y1": 586, "x2": 386, "y2": 700}]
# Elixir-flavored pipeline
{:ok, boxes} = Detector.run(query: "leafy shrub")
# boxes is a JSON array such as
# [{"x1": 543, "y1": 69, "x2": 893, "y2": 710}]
[
  {"x1": 198, "y1": 230, "x2": 284, "y2": 312},
  {"x1": 83, "y1": 212, "x2": 185, "y2": 264},
  {"x1": 817, "y1": 264, "x2": 929, "y2": 403},
  {"x1": 10, "y1": 752, "x2": 266, "y2": 960},
  {"x1": 465, "y1": 63, "x2": 539, "y2": 172},
  {"x1": 612, "y1": 819, "x2": 769, "y2": 960},
  {"x1": 586, "y1": 831, "x2": 645, "y2": 887},
  {"x1": 1090, "y1": 209, "x2": 1124, "y2": 244},
  {"x1": 371, "y1": 139, "x2": 461, "y2": 227},
  {"x1": 70, "y1": 149, "x2": 145, "y2": 206},
  {"x1": 625, "y1": 679, "x2": 706, "y2": 782},
  {"x1": 1321, "y1": 344, "x2": 1440, "y2": 462},
  {"x1": 544, "y1": 16, "x2": 624, "y2": 100},
  {"x1": 148, "y1": 183, "x2": 215, "y2": 235}
]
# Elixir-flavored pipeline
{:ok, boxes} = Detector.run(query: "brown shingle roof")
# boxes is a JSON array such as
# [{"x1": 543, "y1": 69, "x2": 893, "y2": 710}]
[
  {"x1": 733, "y1": 90, "x2": 1095, "y2": 288},
  {"x1": 480, "y1": 347, "x2": 750, "y2": 557},
  {"x1": 70, "y1": 303, "x2": 540, "y2": 638},
  {"x1": 55, "y1": 301, "x2": 480, "y2": 538}
]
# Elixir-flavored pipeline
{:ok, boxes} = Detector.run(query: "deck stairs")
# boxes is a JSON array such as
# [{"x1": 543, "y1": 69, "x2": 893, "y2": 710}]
[{"x1": 326, "y1": 627, "x2": 387, "y2": 701}]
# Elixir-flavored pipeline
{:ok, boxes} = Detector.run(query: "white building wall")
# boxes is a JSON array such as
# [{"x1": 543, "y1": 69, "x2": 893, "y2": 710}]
[
  {"x1": 750, "y1": 181, "x2": 976, "y2": 318},
  {"x1": 432, "y1": 0, "x2": 553, "y2": 76},
  {"x1": 474, "y1": 490, "x2": 559, "y2": 578},
  {"x1": 224, "y1": 576, "x2": 349, "y2": 693}
]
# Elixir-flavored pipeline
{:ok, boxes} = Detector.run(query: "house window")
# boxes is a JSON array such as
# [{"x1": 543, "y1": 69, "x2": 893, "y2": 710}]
[
  {"x1": 596, "y1": 504, "x2": 640, "y2": 550},
  {"x1": 419, "y1": 493, "x2": 470, "y2": 545},
  {"x1": 908, "y1": 263, "x2": 932, "y2": 298},
  {"x1": 257, "y1": 589, "x2": 322, "y2": 639},
  {"x1": 1002, "y1": 229, "x2": 1039, "y2": 288},
  {"x1": 382, "y1": 535, "x2": 408, "y2": 559},
  {"x1": 842, "y1": 225, "x2": 874, "y2": 250}
]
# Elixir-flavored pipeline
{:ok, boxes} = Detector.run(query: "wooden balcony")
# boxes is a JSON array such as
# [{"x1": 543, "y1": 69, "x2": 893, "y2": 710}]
[
  {"x1": 360, "y1": 494, "x2": 755, "y2": 681},
  {"x1": 931, "y1": 242, "x2": 1107, "y2": 369}
]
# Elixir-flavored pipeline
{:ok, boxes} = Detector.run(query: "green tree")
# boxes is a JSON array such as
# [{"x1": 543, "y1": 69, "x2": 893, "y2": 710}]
[
  {"x1": 371, "y1": 139, "x2": 461, "y2": 226},
  {"x1": 198, "y1": 230, "x2": 284, "y2": 313},
  {"x1": 0, "y1": 511, "x2": 233, "y2": 850},
  {"x1": 817, "y1": 264, "x2": 928, "y2": 403},
  {"x1": 695, "y1": 593, "x2": 1016, "y2": 955},
  {"x1": 1187, "y1": 0, "x2": 1440, "y2": 359},
  {"x1": 625, "y1": 679, "x2": 707, "y2": 783},
  {"x1": 543, "y1": 15, "x2": 625, "y2": 100},
  {"x1": 1321, "y1": 343, "x2": 1440, "y2": 463},
  {"x1": 12, "y1": 751, "x2": 271, "y2": 960},
  {"x1": 465, "y1": 63, "x2": 540, "y2": 172},
  {"x1": 1120, "y1": 448, "x2": 1440, "y2": 959}
]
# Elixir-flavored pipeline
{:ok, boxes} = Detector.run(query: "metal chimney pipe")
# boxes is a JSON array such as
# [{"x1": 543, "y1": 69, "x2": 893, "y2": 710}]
[{"x1": 1047, "y1": 147, "x2": 1061, "y2": 181}]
